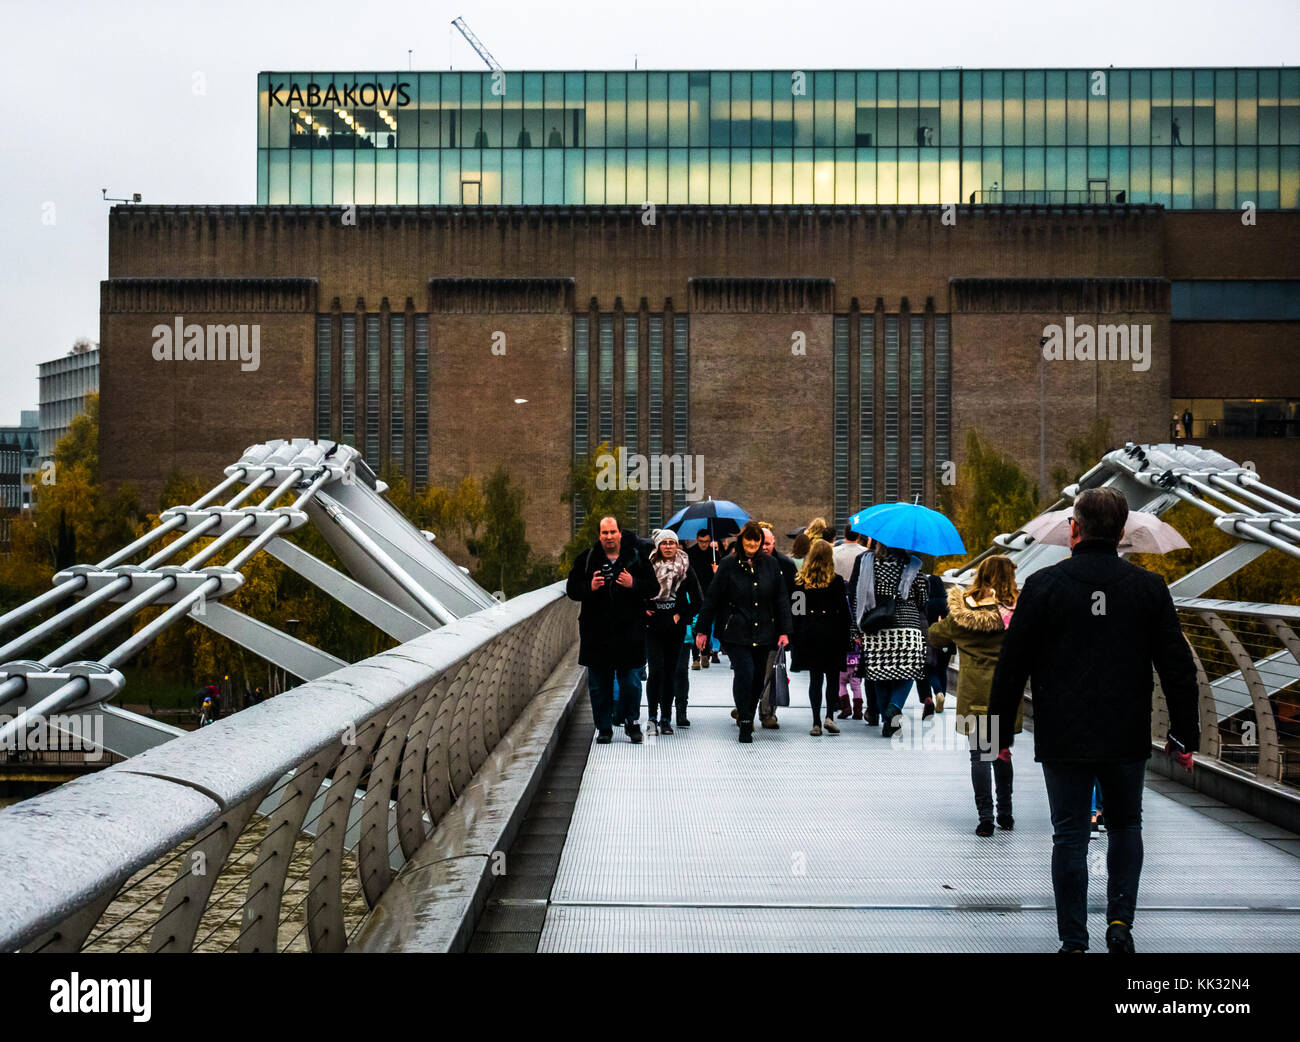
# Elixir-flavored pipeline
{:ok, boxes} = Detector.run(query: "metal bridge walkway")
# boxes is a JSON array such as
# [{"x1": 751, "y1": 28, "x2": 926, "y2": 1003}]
[{"x1": 537, "y1": 666, "x2": 1300, "y2": 953}]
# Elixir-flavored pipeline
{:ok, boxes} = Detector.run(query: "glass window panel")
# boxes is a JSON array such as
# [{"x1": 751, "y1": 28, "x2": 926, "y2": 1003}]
[
  {"x1": 751, "y1": 147, "x2": 772, "y2": 203},
  {"x1": 1215, "y1": 70, "x2": 1236, "y2": 145},
  {"x1": 648, "y1": 72, "x2": 668, "y2": 147},
  {"x1": 1281, "y1": 70, "x2": 1300, "y2": 145},
  {"x1": 1150, "y1": 145, "x2": 1171, "y2": 207},
  {"x1": 1087, "y1": 71, "x2": 1108, "y2": 144},
  {"x1": 418, "y1": 150, "x2": 438, "y2": 203},
  {"x1": 605, "y1": 148, "x2": 626, "y2": 204},
  {"x1": 501, "y1": 148, "x2": 522, "y2": 204},
  {"x1": 983, "y1": 147, "x2": 1003, "y2": 196},
  {"x1": 605, "y1": 73, "x2": 626, "y2": 148},
  {"x1": 331, "y1": 150, "x2": 353, "y2": 204},
  {"x1": 877, "y1": 70, "x2": 898, "y2": 147},
  {"x1": 397, "y1": 148, "x2": 417, "y2": 204},
  {"x1": 814, "y1": 147, "x2": 835, "y2": 203},
  {"x1": 731, "y1": 147, "x2": 752, "y2": 204},
  {"x1": 668, "y1": 72, "x2": 688, "y2": 146},
  {"x1": 542, "y1": 149, "x2": 562, "y2": 203},
  {"x1": 1173, "y1": 146, "x2": 1193, "y2": 208},
  {"x1": 1108, "y1": 146, "x2": 1128, "y2": 199},
  {"x1": 668, "y1": 148, "x2": 688, "y2": 203},
  {"x1": 376, "y1": 149, "x2": 397, "y2": 204},
  {"x1": 710, "y1": 148, "x2": 728, "y2": 203},
  {"x1": 856, "y1": 147, "x2": 877, "y2": 204},
  {"x1": 836, "y1": 147, "x2": 856, "y2": 202},
  {"x1": 855, "y1": 71, "x2": 876, "y2": 146},
  {"x1": 940, "y1": 147, "x2": 959, "y2": 202},
  {"x1": 962, "y1": 71, "x2": 981, "y2": 146},
  {"x1": 647, "y1": 147, "x2": 667, "y2": 204},
  {"x1": 1066, "y1": 70, "x2": 1087, "y2": 145},
  {"x1": 878, "y1": 149, "x2": 898, "y2": 204},
  {"x1": 290, "y1": 148, "x2": 311, "y2": 203},
  {"x1": 626, "y1": 147, "x2": 646, "y2": 204},
  {"x1": 1045, "y1": 147, "x2": 1065, "y2": 190},
  {"x1": 689, "y1": 77, "x2": 708, "y2": 146},
  {"x1": 1235, "y1": 70, "x2": 1257, "y2": 146},
  {"x1": 1025, "y1": 69, "x2": 1045, "y2": 145},
  {"x1": 940, "y1": 70, "x2": 960, "y2": 146},
  {"x1": 920, "y1": 148, "x2": 941, "y2": 201},
  {"x1": 1235, "y1": 146, "x2": 1256, "y2": 207},
  {"x1": 772, "y1": 72, "x2": 794, "y2": 146},
  {"x1": 564, "y1": 148, "x2": 584, "y2": 203},
  {"x1": 1280, "y1": 146, "x2": 1298, "y2": 207},
  {"x1": 1213, "y1": 146, "x2": 1234, "y2": 208},
  {"x1": 710, "y1": 71, "x2": 731, "y2": 146},
  {"x1": 1108, "y1": 69, "x2": 1129, "y2": 146},
  {"x1": 1130, "y1": 69, "x2": 1151, "y2": 145},
  {"x1": 585, "y1": 147, "x2": 606, "y2": 203},
  {"x1": 897, "y1": 147, "x2": 918, "y2": 204},
  {"x1": 1193, "y1": 69, "x2": 1215, "y2": 145},
  {"x1": 836, "y1": 71, "x2": 856, "y2": 146},
  {"x1": 773, "y1": 148, "x2": 793, "y2": 204},
  {"x1": 731, "y1": 72, "x2": 751, "y2": 146},
  {"x1": 1002, "y1": 147, "x2": 1023, "y2": 191},
  {"x1": 898, "y1": 70, "x2": 920, "y2": 147},
  {"x1": 814, "y1": 71, "x2": 834, "y2": 146},
  {"x1": 794, "y1": 147, "x2": 814, "y2": 202},
  {"x1": 1087, "y1": 145, "x2": 1107, "y2": 179},
  {"x1": 1260, "y1": 145, "x2": 1280, "y2": 211},
  {"x1": 794, "y1": 94, "x2": 814, "y2": 147},
  {"x1": 627, "y1": 73, "x2": 647, "y2": 147},
  {"x1": 354, "y1": 150, "x2": 375, "y2": 204},
  {"x1": 689, "y1": 147, "x2": 708, "y2": 202},
  {"x1": 751, "y1": 72, "x2": 772, "y2": 147},
  {"x1": 312, "y1": 149, "x2": 332, "y2": 202},
  {"x1": 1129, "y1": 146, "x2": 1150, "y2": 203},
  {"x1": 1045, "y1": 71, "x2": 1066, "y2": 146},
  {"x1": 522, "y1": 149, "x2": 542, "y2": 204},
  {"x1": 982, "y1": 70, "x2": 1002, "y2": 146},
  {"x1": 1003, "y1": 69, "x2": 1024, "y2": 146},
  {"x1": 586, "y1": 73, "x2": 605, "y2": 148}
]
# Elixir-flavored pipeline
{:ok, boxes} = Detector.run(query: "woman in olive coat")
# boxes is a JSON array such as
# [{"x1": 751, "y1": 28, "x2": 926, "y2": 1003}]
[{"x1": 926, "y1": 555, "x2": 1023, "y2": 836}]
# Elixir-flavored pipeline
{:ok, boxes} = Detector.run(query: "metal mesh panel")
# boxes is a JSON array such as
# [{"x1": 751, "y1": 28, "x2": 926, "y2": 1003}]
[
  {"x1": 909, "y1": 314, "x2": 925, "y2": 502},
  {"x1": 833, "y1": 316, "x2": 850, "y2": 528},
  {"x1": 390, "y1": 314, "x2": 405, "y2": 468},
  {"x1": 672, "y1": 315, "x2": 689, "y2": 513},
  {"x1": 413, "y1": 315, "x2": 429, "y2": 491},
  {"x1": 365, "y1": 315, "x2": 380, "y2": 470},
  {"x1": 859, "y1": 315, "x2": 875, "y2": 506},
  {"x1": 883, "y1": 315, "x2": 899, "y2": 501},
  {"x1": 935, "y1": 315, "x2": 951, "y2": 479},
  {"x1": 341, "y1": 316, "x2": 356, "y2": 447},
  {"x1": 598, "y1": 315, "x2": 614, "y2": 447},
  {"x1": 648, "y1": 315, "x2": 664, "y2": 528},
  {"x1": 573, "y1": 316, "x2": 590, "y2": 530},
  {"x1": 624, "y1": 315, "x2": 639, "y2": 529},
  {"x1": 315, "y1": 316, "x2": 331, "y2": 440}
]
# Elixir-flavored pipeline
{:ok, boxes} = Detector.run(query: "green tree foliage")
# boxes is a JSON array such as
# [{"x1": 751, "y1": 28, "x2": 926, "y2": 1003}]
[
  {"x1": 937, "y1": 429, "x2": 1040, "y2": 564},
  {"x1": 1050, "y1": 417, "x2": 1114, "y2": 501},
  {"x1": 470, "y1": 466, "x2": 534, "y2": 597},
  {"x1": 559, "y1": 441, "x2": 638, "y2": 570}
]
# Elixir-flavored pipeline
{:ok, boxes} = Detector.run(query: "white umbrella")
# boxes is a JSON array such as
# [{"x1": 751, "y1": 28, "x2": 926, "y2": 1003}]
[{"x1": 1019, "y1": 508, "x2": 1190, "y2": 554}]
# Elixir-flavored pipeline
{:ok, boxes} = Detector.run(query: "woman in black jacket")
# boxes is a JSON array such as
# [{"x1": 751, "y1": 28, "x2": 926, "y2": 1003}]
[
  {"x1": 790, "y1": 539, "x2": 851, "y2": 736},
  {"x1": 694, "y1": 520, "x2": 792, "y2": 743},
  {"x1": 644, "y1": 529, "x2": 703, "y2": 735}
]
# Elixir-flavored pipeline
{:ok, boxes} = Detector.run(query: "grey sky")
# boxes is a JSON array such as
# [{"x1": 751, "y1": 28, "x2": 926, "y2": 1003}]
[{"x1": 0, "y1": 0, "x2": 1295, "y2": 424}]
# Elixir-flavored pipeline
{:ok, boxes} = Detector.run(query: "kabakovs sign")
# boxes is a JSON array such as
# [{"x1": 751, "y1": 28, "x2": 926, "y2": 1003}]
[{"x1": 269, "y1": 80, "x2": 412, "y2": 108}]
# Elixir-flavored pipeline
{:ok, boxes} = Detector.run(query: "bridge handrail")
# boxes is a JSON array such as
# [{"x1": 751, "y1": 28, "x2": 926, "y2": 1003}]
[{"x1": 0, "y1": 581, "x2": 577, "y2": 953}]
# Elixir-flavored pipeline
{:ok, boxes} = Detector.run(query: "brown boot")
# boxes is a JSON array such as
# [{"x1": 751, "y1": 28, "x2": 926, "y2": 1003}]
[
  {"x1": 852, "y1": 698, "x2": 863, "y2": 720},
  {"x1": 837, "y1": 693, "x2": 852, "y2": 719}
]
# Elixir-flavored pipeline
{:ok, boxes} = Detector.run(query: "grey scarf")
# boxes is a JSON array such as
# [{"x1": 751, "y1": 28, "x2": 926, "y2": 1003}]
[{"x1": 853, "y1": 550, "x2": 923, "y2": 618}]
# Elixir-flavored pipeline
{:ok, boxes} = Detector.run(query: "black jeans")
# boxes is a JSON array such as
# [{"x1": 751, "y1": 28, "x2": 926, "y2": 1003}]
[
  {"x1": 724, "y1": 642, "x2": 772, "y2": 724},
  {"x1": 968, "y1": 729, "x2": 1013, "y2": 823},
  {"x1": 807, "y1": 669, "x2": 829, "y2": 727},
  {"x1": 646, "y1": 626, "x2": 685, "y2": 721},
  {"x1": 1041, "y1": 759, "x2": 1146, "y2": 951},
  {"x1": 673, "y1": 642, "x2": 691, "y2": 718}
]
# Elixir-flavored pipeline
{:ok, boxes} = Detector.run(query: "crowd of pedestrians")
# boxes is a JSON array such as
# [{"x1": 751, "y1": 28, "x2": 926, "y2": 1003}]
[{"x1": 565, "y1": 488, "x2": 1201, "y2": 953}]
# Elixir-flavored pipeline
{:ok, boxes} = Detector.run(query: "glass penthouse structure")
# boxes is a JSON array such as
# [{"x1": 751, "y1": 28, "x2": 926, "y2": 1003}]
[{"x1": 258, "y1": 68, "x2": 1300, "y2": 209}]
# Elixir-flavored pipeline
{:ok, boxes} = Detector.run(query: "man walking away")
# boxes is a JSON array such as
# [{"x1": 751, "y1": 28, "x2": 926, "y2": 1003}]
[
  {"x1": 989, "y1": 487, "x2": 1199, "y2": 954},
  {"x1": 566, "y1": 516, "x2": 656, "y2": 744}
]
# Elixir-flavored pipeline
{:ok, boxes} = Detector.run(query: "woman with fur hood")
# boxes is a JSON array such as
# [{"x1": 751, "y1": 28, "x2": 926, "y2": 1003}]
[{"x1": 926, "y1": 555, "x2": 1023, "y2": 837}]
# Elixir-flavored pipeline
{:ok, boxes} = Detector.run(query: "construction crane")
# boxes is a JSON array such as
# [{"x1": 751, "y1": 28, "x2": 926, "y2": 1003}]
[{"x1": 451, "y1": 16, "x2": 502, "y2": 71}]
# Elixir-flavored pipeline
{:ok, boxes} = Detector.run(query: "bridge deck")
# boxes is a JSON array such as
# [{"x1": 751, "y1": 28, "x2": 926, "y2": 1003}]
[{"x1": 539, "y1": 665, "x2": 1300, "y2": 952}]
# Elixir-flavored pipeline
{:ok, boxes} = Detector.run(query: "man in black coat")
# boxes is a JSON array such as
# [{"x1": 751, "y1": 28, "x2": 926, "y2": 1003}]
[
  {"x1": 566, "y1": 515, "x2": 656, "y2": 744},
  {"x1": 989, "y1": 487, "x2": 1199, "y2": 954},
  {"x1": 686, "y1": 530, "x2": 721, "y2": 667}
]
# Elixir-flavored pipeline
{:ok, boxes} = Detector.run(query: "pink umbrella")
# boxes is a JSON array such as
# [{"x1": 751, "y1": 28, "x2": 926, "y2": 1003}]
[{"x1": 1020, "y1": 508, "x2": 1190, "y2": 554}]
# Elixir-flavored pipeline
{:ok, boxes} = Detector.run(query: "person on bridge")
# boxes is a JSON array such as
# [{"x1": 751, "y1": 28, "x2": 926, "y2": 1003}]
[
  {"x1": 695, "y1": 520, "x2": 792, "y2": 744},
  {"x1": 756, "y1": 522, "x2": 798, "y2": 729},
  {"x1": 926, "y1": 555, "x2": 1022, "y2": 837},
  {"x1": 790, "y1": 539, "x2": 852, "y2": 736},
  {"x1": 849, "y1": 540, "x2": 931, "y2": 736},
  {"x1": 687, "y1": 530, "x2": 722, "y2": 669},
  {"x1": 833, "y1": 524, "x2": 868, "y2": 719},
  {"x1": 988, "y1": 486, "x2": 1200, "y2": 954},
  {"x1": 644, "y1": 529, "x2": 703, "y2": 735},
  {"x1": 566, "y1": 515, "x2": 656, "y2": 745}
]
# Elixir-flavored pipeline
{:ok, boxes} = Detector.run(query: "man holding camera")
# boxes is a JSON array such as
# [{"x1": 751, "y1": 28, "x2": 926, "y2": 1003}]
[{"x1": 566, "y1": 515, "x2": 656, "y2": 744}]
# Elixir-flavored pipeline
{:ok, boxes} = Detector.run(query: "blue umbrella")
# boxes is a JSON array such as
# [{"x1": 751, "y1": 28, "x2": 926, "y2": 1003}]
[
  {"x1": 850, "y1": 502, "x2": 966, "y2": 557},
  {"x1": 665, "y1": 498, "x2": 750, "y2": 542}
]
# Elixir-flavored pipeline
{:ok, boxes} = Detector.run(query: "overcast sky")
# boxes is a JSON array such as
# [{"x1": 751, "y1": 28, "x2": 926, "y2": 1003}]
[{"x1": 0, "y1": 0, "x2": 1295, "y2": 424}]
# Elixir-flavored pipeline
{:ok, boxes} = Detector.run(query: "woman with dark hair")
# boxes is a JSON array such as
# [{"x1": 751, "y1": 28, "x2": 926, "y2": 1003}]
[
  {"x1": 790, "y1": 539, "x2": 851, "y2": 736},
  {"x1": 695, "y1": 520, "x2": 792, "y2": 744},
  {"x1": 848, "y1": 538, "x2": 931, "y2": 736},
  {"x1": 644, "y1": 529, "x2": 702, "y2": 735},
  {"x1": 927, "y1": 555, "x2": 1022, "y2": 835}
]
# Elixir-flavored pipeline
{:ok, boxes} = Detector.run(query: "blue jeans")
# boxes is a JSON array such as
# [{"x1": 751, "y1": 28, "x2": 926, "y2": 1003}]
[
  {"x1": 589, "y1": 665, "x2": 642, "y2": 732},
  {"x1": 1041, "y1": 759, "x2": 1146, "y2": 951},
  {"x1": 874, "y1": 678, "x2": 914, "y2": 718}
]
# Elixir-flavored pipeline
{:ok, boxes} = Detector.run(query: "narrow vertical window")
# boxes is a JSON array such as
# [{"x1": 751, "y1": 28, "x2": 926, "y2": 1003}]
[
  {"x1": 315, "y1": 315, "x2": 331, "y2": 440},
  {"x1": 365, "y1": 315, "x2": 380, "y2": 470},
  {"x1": 413, "y1": 316, "x2": 429, "y2": 491},
  {"x1": 648, "y1": 314, "x2": 664, "y2": 528},
  {"x1": 833, "y1": 315, "x2": 850, "y2": 529},
  {"x1": 390, "y1": 314, "x2": 405, "y2": 470},
  {"x1": 909, "y1": 315, "x2": 925, "y2": 501},
  {"x1": 884, "y1": 315, "x2": 899, "y2": 501},
  {"x1": 859, "y1": 315, "x2": 875, "y2": 506},
  {"x1": 672, "y1": 315, "x2": 689, "y2": 513},
  {"x1": 341, "y1": 315, "x2": 356, "y2": 447}
]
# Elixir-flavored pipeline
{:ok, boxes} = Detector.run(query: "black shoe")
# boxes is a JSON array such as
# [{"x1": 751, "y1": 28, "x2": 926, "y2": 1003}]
[
  {"x1": 921, "y1": 697, "x2": 935, "y2": 720},
  {"x1": 625, "y1": 723, "x2": 643, "y2": 744},
  {"x1": 1105, "y1": 921, "x2": 1135, "y2": 954},
  {"x1": 881, "y1": 707, "x2": 902, "y2": 737},
  {"x1": 596, "y1": 730, "x2": 613, "y2": 744},
  {"x1": 997, "y1": 815, "x2": 1014, "y2": 831},
  {"x1": 975, "y1": 820, "x2": 995, "y2": 837},
  {"x1": 676, "y1": 716, "x2": 691, "y2": 728},
  {"x1": 738, "y1": 721, "x2": 754, "y2": 743},
  {"x1": 659, "y1": 719, "x2": 674, "y2": 735},
  {"x1": 866, "y1": 711, "x2": 880, "y2": 727},
  {"x1": 1057, "y1": 946, "x2": 1086, "y2": 953},
  {"x1": 646, "y1": 720, "x2": 658, "y2": 736}
]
